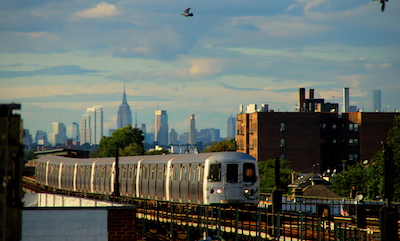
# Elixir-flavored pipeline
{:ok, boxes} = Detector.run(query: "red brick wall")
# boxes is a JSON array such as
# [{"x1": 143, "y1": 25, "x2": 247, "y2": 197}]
[{"x1": 108, "y1": 207, "x2": 137, "y2": 241}]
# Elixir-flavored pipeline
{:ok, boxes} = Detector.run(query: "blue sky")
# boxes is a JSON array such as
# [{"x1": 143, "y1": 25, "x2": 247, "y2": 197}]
[{"x1": 1, "y1": 0, "x2": 399, "y2": 138}]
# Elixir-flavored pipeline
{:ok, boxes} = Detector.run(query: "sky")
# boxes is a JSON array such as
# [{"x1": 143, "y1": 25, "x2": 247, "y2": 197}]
[{"x1": 1, "y1": 0, "x2": 399, "y2": 139}]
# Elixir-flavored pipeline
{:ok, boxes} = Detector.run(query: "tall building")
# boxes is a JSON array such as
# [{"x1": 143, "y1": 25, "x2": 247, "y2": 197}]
[
  {"x1": 81, "y1": 106, "x2": 103, "y2": 145},
  {"x1": 49, "y1": 122, "x2": 66, "y2": 146},
  {"x1": 154, "y1": 110, "x2": 168, "y2": 145},
  {"x1": 237, "y1": 88, "x2": 400, "y2": 173},
  {"x1": 197, "y1": 128, "x2": 221, "y2": 143},
  {"x1": 227, "y1": 116, "x2": 236, "y2": 139},
  {"x1": 189, "y1": 114, "x2": 196, "y2": 144},
  {"x1": 373, "y1": 90, "x2": 382, "y2": 112},
  {"x1": 80, "y1": 114, "x2": 90, "y2": 145},
  {"x1": 35, "y1": 130, "x2": 49, "y2": 146},
  {"x1": 342, "y1": 87, "x2": 350, "y2": 113},
  {"x1": 169, "y1": 128, "x2": 178, "y2": 145},
  {"x1": 117, "y1": 85, "x2": 132, "y2": 129},
  {"x1": 67, "y1": 122, "x2": 80, "y2": 142},
  {"x1": 23, "y1": 129, "x2": 33, "y2": 148}
]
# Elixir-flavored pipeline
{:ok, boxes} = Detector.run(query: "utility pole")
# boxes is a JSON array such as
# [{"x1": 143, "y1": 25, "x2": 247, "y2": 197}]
[
  {"x1": 0, "y1": 104, "x2": 23, "y2": 241},
  {"x1": 380, "y1": 142, "x2": 398, "y2": 241},
  {"x1": 113, "y1": 146, "x2": 120, "y2": 198}
]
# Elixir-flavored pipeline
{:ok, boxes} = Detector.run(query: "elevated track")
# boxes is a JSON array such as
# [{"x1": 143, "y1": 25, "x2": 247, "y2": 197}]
[{"x1": 23, "y1": 176, "x2": 397, "y2": 241}]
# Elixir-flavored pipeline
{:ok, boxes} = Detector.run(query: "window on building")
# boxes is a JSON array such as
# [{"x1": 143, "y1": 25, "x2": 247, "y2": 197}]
[
  {"x1": 280, "y1": 154, "x2": 285, "y2": 159},
  {"x1": 280, "y1": 138, "x2": 285, "y2": 148},
  {"x1": 280, "y1": 122, "x2": 285, "y2": 132},
  {"x1": 332, "y1": 123, "x2": 337, "y2": 129}
]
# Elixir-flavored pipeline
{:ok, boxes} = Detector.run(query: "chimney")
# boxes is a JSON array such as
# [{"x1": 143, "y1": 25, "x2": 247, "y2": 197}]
[
  {"x1": 299, "y1": 88, "x2": 306, "y2": 112},
  {"x1": 343, "y1": 87, "x2": 349, "y2": 113},
  {"x1": 309, "y1": 89, "x2": 314, "y2": 99}
]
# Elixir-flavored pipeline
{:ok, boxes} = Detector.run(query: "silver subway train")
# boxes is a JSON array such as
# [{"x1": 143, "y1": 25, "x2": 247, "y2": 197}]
[{"x1": 35, "y1": 152, "x2": 260, "y2": 205}]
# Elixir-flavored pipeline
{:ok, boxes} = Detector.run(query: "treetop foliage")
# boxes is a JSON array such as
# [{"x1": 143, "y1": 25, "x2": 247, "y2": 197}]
[
  {"x1": 91, "y1": 125, "x2": 145, "y2": 157},
  {"x1": 203, "y1": 138, "x2": 236, "y2": 152},
  {"x1": 258, "y1": 158, "x2": 294, "y2": 194}
]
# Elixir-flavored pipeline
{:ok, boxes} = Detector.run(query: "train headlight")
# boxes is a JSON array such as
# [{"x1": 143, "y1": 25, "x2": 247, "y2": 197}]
[
  {"x1": 243, "y1": 189, "x2": 250, "y2": 194},
  {"x1": 216, "y1": 189, "x2": 222, "y2": 194}
]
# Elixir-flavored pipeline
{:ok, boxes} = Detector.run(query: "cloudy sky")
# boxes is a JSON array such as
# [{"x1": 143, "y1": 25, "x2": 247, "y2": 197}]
[{"x1": 1, "y1": 0, "x2": 399, "y2": 139}]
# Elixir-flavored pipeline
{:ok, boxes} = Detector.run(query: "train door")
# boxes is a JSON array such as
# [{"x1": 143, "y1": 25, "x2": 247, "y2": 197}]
[
  {"x1": 180, "y1": 164, "x2": 189, "y2": 202},
  {"x1": 198, "y1": 165, "x2": 204, "y2": 204},
  {"x1": 224, "y1": 163, "x2": 241, "y2": 202},
  {"x1": 170, "y1": 165, "x2": 180, "y2": 202},
  {"x1": 189, "y1": 164, "x2": 200, "y2": 204},
  {"x1": 156, "y1": 165, "x2": 165, "y2": 200},
  {"x1": 149, "y1": 165, "x2": 156, "y2": 199},
  {"x1": 207, "y1": 163, "x2": 222, "y2": 204},
  {"x1": 120, "y1": 164, "x2": 127, "y2": 195}
]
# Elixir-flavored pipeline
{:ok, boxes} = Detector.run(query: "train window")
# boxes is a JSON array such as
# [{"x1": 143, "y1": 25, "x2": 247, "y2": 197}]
[
  {"x1": 191, "y1": 166, "x2": 197, "y2": 182},
  {"x1": 174, "y1": 166, "x2": 180, "y2": 181},
  {"x1": 158, "y1": 166, "x2": 163, "y2": 181},
  {"x1": 182, "y1": 166, "x2": 187, "y2": 181},
  {"x1": 243, "y1": 163, "x2": 256, "y2": 183},
  {"x1": 226, "y1": 164, "x2": 238, "y2": 183},
  {"x1": 208, "y1": 163, "x2": 221, "y2": 182},
  {"x1": 151, "y1": 166, "x2": 156, "y2": 180}
]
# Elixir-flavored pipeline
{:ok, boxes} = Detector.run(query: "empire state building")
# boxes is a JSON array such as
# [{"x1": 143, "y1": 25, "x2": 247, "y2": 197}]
[{"x1": 117, "y1": 86, "x2": 132, "y2": 129}]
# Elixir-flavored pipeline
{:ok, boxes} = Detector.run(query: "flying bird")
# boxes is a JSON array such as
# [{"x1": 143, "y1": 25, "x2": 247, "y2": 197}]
[
  {"x1": 381, "y1": 0, "x2": 388, "y2": 12},
  {"x1": 182, "y1": 8, "x2": 193, "y2": 17}
]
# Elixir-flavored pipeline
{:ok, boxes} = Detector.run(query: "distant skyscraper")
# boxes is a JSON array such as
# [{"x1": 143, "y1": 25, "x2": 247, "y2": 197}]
[
  {"x1": 179, "y1": 132, "x2": 189, "y2": 145},
  {"x1": 227, "y1": 116, "x2": 236, "y2": 139},
  {"x1": 189, "y1": 114, "x2": 196, "y2": 144},
  {"x1": 35, "y1": 130, "x2": 49, "y2": 146},
  {"x1": 82, "y1": 106, "x2": 103, "y2": 145},
  {"x1": 169, "y1": 128, "x2": 178, "y2": 145},
  {"x1": 117, "y1": 85, "x2": 132, "y2": 129},
  {"x1": 23, "y1": 129, "x2": 33, "y2": 147},
  {"x1": 67, "y1": 122, "x2": 80, "y2": 141},
  {"x1": 154, "y1": 110, "x2": 168, "y2": 145},
  {"x1": 50, "y1": 122, "x2": 66, "y2": 146},
  {"x1": 342, "y1": 87, "x2": 350, "y2": 113},
  {"x1": 373, "y1": 90, "x2": 381, "y2": 112},
  {"x1": 80, "y1": 114, "x2": 90, "y2": 145}
]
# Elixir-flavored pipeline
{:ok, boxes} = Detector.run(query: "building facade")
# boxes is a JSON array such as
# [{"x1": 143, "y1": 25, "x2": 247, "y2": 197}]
[
  {"x1": 227, "y1": 116, "x2": 236, "y2": 139},
  {"x1": 67, "y1": 122, "x2": 80, "y2": 142},
  {"x1": 236, "y1": 111, "x2": 400, "y2": 173},
  {"x1": 373, "y1": 90, "x2": 381, "y2": 112},
  {"x1": 117, "y1": 86, "x2": 132, "y2": 129},
  {"x1": 49, "y1": 122, "x2": 67, "y2": 146},
  {"x1": 189, "y1": 114, "x2": 196, "y2": 144},
  {"x1": 154, "y1": 110, "x2": 168, "y2": 145},
  {"x1": 81, "y1": 106, "x2": 103, "y2": 145}
]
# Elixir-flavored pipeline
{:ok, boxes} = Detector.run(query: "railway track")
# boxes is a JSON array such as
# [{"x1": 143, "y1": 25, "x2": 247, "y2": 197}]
[{"x1": 22, "y1": 176, "x2": 394, "y2": 241}]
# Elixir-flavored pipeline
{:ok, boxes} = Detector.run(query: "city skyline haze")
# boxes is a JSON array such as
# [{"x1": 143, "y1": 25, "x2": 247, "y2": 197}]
[{"x1": 0, "y1": 0, "x2": 399, "y2": 137}]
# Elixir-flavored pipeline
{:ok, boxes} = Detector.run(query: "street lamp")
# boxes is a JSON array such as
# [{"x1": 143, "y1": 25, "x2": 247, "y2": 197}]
[{"x1": 311, "y1": 163, "x2": 320, "y2": 186}]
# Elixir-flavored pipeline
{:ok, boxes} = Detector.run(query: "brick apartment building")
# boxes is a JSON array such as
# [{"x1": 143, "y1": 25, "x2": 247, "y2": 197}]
[{"x1": 236, "y1": 89, "x2": 400, "y2": 173}]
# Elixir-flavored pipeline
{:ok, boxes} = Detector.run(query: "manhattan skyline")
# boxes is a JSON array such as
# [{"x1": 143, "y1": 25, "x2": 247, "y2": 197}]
[{"x1": 0, "y1": 0, "x2": 399, "y2": 137}]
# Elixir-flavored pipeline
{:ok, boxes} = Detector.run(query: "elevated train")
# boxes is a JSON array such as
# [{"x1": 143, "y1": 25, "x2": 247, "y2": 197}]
[{"x1": 35, "y1": 152, "x2": 260, "y2": 205}]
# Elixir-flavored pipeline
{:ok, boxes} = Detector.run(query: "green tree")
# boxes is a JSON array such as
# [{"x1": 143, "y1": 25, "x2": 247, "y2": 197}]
[
  {"x1": 258, "y1": 159, "x2": 294, "y2": 193},
  {"x1": 93, "y1": 125, "x2": 145, "y2": 157},
  {"x1": 330, "y1": 162, "x2": 368, "y2": 197},
  {"x1": 203, "y1": 138, "x2": 236, "y2": 152}
]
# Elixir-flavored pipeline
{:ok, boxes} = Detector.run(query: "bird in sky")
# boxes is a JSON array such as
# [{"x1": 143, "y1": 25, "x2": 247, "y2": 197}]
[
  {"x1": 182, "y1": 8, "x2": 193, "y2": 17},
  {"x1": 381, "y1": 0, "x2": 388, "y2": 12}
]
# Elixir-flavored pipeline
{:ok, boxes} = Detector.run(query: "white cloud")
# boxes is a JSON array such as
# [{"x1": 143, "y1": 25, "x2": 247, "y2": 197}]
[{"x1": 73, "y1": 2, "x2": 120, "y2": 19}]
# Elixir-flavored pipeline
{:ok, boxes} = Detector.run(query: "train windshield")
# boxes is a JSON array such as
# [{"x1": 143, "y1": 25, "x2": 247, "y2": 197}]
[
  {"x1": 226, "y1": 164, "x2": 238, "y2": 183},
  {"x1": 243, "y1": 163, "x2": 257, "y2": 183},
  {"x1": 208, "y1": 163, "x2": 221, "y2": 182}
]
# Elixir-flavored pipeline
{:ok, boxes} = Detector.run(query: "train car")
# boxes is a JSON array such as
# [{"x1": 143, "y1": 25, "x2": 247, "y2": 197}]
[{"x1": 35, "y1": 152, "x2": 259, "y2": 205}]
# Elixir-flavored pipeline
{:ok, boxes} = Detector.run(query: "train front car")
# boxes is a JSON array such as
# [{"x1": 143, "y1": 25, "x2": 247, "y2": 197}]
[{"x1": 204, "y1": 152, "x2": 259, "y2": 206}]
